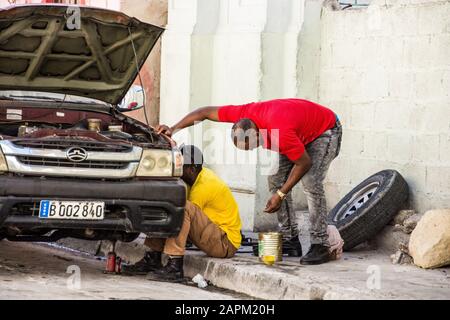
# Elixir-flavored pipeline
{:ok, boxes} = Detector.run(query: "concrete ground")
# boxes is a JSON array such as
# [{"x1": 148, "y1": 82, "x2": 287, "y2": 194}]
[
  {"x1": 2, "y1": 240, "x2": 449, "y2": 300},
  {"x1": 184, "y1": 249, "x2": 450, "y2": 300},
  {"x1": 0, "y1": 241, "x2": 250, "y2": 300}
]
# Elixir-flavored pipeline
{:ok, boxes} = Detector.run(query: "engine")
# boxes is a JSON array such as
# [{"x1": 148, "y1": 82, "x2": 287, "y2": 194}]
[{"x1": 0, "y1": 119, "x2": 158, "y2": 145}]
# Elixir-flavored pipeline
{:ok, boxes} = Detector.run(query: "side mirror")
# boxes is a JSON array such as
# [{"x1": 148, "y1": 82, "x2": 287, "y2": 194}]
[{"x1": 117, "y1": 85, "x2": 144, "y2": 112}]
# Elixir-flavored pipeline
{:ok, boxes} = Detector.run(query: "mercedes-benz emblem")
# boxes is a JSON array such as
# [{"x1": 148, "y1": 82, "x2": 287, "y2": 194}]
[{"x1": 66, "y1": 147, "x2": 88, "y2": 162}]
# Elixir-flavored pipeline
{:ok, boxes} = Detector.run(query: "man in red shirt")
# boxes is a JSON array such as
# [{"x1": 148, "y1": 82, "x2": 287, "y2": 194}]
[{"x1": 157, "y1": 98, "x2": 342, "y2": 265}]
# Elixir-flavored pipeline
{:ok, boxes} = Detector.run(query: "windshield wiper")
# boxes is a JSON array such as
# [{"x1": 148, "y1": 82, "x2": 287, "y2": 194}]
[{"x1": 7, "y1": 95, "x2": 59, "y2": 101}]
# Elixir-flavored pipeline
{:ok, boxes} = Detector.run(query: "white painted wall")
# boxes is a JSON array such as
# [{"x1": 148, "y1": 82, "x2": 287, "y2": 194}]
[
  {"x1": 4, "y1": 0, "x2": 446, "y2": 230},
  {"x1": 161, "y1": 0, "x2": 450, "y2": 232},
  {"x1": 160, "y1": 0, "x2": 306, "y2": 231},
  {"x1": 315, "y1": 0, "x2": 450, "y2": 214}
]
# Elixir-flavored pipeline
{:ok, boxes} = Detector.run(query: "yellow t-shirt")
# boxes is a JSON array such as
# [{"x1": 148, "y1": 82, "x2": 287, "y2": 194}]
[{"x1": 188, "y1": 167, "x2": 242, "y2": 249}]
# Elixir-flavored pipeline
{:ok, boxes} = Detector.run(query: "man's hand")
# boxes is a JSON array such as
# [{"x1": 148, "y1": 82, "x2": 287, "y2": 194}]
[
  {"x1": 264, "y1": 193, "x2": 282, "y2": 213},
  {"x1": 264, "y1": 151, "x2": 312, "y2": 214},
  {"x1": 154, "y1": 107, "x2": 220, "y2": 137},
  {"x1": 155, "y1": 124, "x2": 173, "y2": 136}
]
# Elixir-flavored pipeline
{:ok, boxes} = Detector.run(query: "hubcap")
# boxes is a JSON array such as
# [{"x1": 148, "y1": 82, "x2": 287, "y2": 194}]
[{"x1": 333, "y1": 182, "x2": 379, "y2": 222}]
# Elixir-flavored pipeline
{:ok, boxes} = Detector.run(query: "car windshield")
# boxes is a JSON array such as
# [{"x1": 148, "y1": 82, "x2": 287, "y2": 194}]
[{"x1": 0, "y1": 91, "x2": 111, "y2": 106}]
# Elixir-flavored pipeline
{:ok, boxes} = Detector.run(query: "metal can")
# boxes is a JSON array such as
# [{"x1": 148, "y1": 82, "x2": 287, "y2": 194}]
[
  {"x1": 258, "y1": 232, "x2": 282, "y2": 266},
  {"x1": 87, "y1": 118, "x2": 102, "y2": 132},
  {"x1": 18, "y1": 125, "x2": 28, "y2": 137}
]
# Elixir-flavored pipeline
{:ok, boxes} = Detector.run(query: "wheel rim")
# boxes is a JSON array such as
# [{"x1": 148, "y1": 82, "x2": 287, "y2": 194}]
[{"x1": 333, "y1": 182, "x2": 380, "y2": 222}]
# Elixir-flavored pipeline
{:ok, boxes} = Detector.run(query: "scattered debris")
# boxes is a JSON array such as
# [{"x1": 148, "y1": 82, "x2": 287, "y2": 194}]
[
  {"x1": 391, "y1": 251, "x2": 413, "y2": 265},
  {"x1": 393, "y1": 213, "x2": 423, "y2": 234},
  {"x1": 402, "y1": 214, "x2": 423, "y2": 234},
  {"x1": 53, "y1": 255, "x2": 73, "y2": 262},
  {"x1": 390, "y1": 210, "x2": 416, "y2": 226},
  {"x1": 391, "y1": 242, "x2": 413, "y2": 265},
  {"x1": 0, "y1": 264, "x2": 15, "y2": 272},
  {"x1": 409, "y1": 209, "x2": 450, "y2": 269},
  {"x1": 192, "y1": 274, "x2": 208, "y2": 289}
]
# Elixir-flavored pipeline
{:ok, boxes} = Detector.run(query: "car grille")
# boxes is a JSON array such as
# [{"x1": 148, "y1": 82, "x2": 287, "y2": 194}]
[
  {"x1": 18, "y1": 156, "x2": 129, "y2": 170},
  {"x1": 1, "y1": 140, "x2": 143, "y2": 179},
  {"x1": 140, "y1": 206, "x2": 169, "y2": 222},
  {"x1": 12, "y1": 140, "x2": 133, "y2": 153}
]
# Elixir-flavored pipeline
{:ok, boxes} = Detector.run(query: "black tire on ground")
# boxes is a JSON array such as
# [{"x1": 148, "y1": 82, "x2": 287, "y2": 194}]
[{"x1": 328, "y1": 170, "x2": 409, "y2": 251}]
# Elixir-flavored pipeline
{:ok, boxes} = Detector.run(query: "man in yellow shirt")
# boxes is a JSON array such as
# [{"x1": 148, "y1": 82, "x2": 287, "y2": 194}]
[{"x1": 124, "y1": 145, "x2": 242, "y2": 282}]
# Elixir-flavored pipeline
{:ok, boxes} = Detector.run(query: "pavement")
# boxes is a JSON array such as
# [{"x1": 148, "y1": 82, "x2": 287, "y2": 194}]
[
  {"x1": 183, "y1": 249, "x2": 450, "y2": 300},
  {"x1": 0, "y1": 241, "x2": 250, "y2": 300},
  {"x1": 2, "y1": 240, "x2": 449, "y2": 300}
]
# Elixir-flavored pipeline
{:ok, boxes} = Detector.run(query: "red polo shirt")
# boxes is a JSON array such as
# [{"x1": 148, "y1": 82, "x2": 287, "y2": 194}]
[{"x1": 218, "y1": 98, "x2": 337, "y2": 161}]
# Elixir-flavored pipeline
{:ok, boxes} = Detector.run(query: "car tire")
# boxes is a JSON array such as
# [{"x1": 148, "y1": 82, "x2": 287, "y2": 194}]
[{"x1": 328, "y1": 170, "x2": 409, "y2": 251}]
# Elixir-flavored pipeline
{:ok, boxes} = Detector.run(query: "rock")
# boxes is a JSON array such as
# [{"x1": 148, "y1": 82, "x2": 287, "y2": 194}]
[
  {"x1": 391, "y1": 250, "x2": 413, "y2": 265},
  {"x1": 390, "y1": 210, "x2": 415, "y2": 226},
  {"x1": 409, "y1": 209, "x2": 450, "y2": 269},
  {"x1": 398, "y1": 242, "x2": 409, "y2": 254},
  {"x1": 372, "y1": 225, "x2": 411, "y2": 253},
  {"x1": 402, "y1": 214, "x2": 423, "y2": 234}
]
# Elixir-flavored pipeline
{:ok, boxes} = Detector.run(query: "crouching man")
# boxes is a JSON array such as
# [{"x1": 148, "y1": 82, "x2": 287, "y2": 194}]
[{"x1": 123, "y1": 145, "x2": 242, "y2": 282}]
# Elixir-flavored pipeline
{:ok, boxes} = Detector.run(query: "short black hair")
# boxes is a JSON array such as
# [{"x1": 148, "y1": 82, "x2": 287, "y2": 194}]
[
  {"x1": 232, "y1": 118, "x2": 255, "y2": 132},
  {"x1": 180, "y1": 145, "x2": 203, "y2": 170}
]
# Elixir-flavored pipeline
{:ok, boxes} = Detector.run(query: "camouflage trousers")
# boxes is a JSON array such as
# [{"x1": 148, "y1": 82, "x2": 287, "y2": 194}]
[{"x1": 268, "y1": 121, "x2": 342, "y2": 246}]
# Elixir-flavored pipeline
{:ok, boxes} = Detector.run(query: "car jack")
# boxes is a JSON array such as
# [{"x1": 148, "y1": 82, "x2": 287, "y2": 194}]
[{"x1": 104, "y1": 241, "x2": 122, "y2": 275}]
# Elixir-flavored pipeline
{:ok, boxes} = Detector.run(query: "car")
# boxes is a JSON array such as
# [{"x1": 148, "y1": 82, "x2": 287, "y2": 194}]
[{"x1": 0, "y1": 4, "x2": 186, "y2": 243}]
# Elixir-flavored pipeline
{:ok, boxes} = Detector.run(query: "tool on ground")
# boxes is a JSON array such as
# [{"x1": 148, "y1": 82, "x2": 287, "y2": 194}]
[
  {"x1": 258, "y1": 232, "x2": 283, "y2": 266},
  {"x1": 104, "y1": 241, "x2": 122, "y2": 274}
]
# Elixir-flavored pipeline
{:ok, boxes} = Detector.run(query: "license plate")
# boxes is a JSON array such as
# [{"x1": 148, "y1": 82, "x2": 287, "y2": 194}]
[{"x1": 39, "y1": 201, "x2": 105, "y2": 220}]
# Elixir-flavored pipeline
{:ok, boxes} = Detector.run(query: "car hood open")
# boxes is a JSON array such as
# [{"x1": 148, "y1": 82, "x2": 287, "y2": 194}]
[{"x1": 0, "y1": 5, "x2": 164, "y2": 105}]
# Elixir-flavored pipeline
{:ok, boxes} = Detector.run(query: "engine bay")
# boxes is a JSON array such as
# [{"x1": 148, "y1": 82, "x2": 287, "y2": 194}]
[{"x1": 0, "y1": 103, "x2": 170, "y2": 148}]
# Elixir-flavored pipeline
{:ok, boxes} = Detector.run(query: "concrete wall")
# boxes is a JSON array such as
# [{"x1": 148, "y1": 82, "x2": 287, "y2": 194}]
[
  {"x1": 161, "y1": 0, "x2": 450, "y2": 232},
  {"x1": 314, "y1": 0, "x2": 450, "y2": 214},
  {"x1": 120, "y1": 0, "x2": 168, "y2": 125},
  {"x1": 3, "y1": 0, "x2": 448, "y2": 230},
  {"x1": 160, "y1": 0, "x2": 305, "y2": 231}
]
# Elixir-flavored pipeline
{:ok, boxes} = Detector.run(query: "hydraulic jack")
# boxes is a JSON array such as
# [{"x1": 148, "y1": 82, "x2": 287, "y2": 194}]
[{"x1": 104, "y1": 241, "x2": 122, "y2": 275}]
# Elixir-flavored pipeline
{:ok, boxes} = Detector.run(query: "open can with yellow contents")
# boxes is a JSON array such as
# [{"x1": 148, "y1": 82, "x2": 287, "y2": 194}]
[{"x1": 258, "y1": 232, "x2": 283, "y2": 266}]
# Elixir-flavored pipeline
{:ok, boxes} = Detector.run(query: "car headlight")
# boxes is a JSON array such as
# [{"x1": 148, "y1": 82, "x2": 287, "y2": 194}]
[
  {"x1": 136, "y1": 149, "x2": 183, "y2": 177},
  {"x1": 172, "y1": 149, "x2": 183, "y2": 177},
  {"x1": 0, "y1": 147, "x2": 7, "y2": 172}
]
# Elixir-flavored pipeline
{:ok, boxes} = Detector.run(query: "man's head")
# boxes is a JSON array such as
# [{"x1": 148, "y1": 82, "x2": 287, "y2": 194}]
[
  {"x1": 231, "y1": 118, "x2": 261, "y2": 151},
  {"x1": 180, "y1": 145, "x2": 204, "y2": 186}
]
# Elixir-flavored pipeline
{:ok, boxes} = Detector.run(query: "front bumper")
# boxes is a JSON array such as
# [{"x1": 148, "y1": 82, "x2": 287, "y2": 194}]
[{"x1": 0, "y1": 175, "x2": 186, "y2": 238}]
